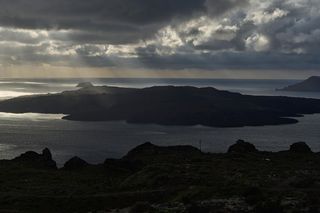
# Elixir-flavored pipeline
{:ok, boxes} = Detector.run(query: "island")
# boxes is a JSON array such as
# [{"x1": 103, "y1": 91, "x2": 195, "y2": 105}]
[
  {"x1": 1, "y1": 140, "x2": 320, "y2": 212},
  {"x1": 0, "y1": 85, "x2": 320, "y2": 127},
  {"x1": 278, "y1": 76, "x2": 320, "y2": 92}
]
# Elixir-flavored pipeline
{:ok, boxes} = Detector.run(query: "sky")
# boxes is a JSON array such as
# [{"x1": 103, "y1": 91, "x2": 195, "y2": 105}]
[{"x1": 0, "y1": 0, "x2": 319, "y2": 78}]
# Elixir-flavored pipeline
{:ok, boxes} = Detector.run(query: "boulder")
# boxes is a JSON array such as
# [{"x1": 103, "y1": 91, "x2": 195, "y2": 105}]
[
  {"x1": 13, "y1": 148, "x2": 57, "y2": 169},
  {"x1": 63, "y1": 156, "x2": 89, "y2": 170},
  {"x1": 228, "y1": 140, "x2": 258, "y2": 153},
  {"x1": 289, "y1": 142, "x2": 312, "y2": 153}
]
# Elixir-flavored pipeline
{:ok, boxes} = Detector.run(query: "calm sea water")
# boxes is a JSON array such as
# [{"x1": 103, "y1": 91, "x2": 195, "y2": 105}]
[{"x1": 0, "y1": 78, "x2": 319, "y2": 165}]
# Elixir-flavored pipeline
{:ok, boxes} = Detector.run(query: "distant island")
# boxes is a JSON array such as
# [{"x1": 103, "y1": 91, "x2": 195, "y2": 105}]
[
  {"x1": 1, "y1": 84, "x2": 320, "y2": 127},
  {"x1": 278, "y1": 76, "x2": 320, "y2": 92},
  {"x1": 1, "y1": 140, "x2": 320, "y2": 212}
]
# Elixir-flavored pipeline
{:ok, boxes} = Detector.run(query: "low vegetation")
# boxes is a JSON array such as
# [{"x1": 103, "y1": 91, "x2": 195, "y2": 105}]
[{"x1": 1, "y1": 140, "x2": 320, "y2": 212}]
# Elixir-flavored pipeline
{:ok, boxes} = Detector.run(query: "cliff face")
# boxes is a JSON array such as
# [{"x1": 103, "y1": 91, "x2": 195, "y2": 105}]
[
  {"x1": 1, "y1": 85, "x2": 320, "y2": 127},
  {"x1": 279, "y1": 76, "x2": 320, "y2": 92}
]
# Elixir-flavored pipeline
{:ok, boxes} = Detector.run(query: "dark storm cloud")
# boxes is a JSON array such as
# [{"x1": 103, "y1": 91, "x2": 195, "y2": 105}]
[
  {"x1": 0, "y1": 0, "x2": 244, "y2": 44},
  {"x1": 0, "y1": 0, "x2": 320, "y2": 72},
  {"x1": 0, "y1": 0, "x2": 246, "y2": 27}
]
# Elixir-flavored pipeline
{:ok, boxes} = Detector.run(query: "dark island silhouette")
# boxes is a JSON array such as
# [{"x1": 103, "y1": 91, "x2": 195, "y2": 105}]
[
  {"x1": 1, "y1": 140, "x2": 320, "y2": 212},
  {"x1": 1, "y1": 84, "x2": 320, "y2": 127},
  {"x1": 278, "y1": 76, "x2": 320, "y2": 92}
]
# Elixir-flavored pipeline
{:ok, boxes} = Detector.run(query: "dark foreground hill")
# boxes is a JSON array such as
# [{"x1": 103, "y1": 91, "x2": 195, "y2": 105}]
[
  {"x1": 1, "y1": 140, "x2": 320, "y2": 212},
  {"x1": 279, "y1": 76, "x2": 320, "y2": 92},
  {"x1": 1, "y1": 85, "x2": 320, "y2": 127}
]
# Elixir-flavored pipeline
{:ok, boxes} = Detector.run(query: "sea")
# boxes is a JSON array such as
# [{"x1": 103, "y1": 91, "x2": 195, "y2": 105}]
[{"x1": 0, "y1": 78, "x2": 319, "y2": 166}]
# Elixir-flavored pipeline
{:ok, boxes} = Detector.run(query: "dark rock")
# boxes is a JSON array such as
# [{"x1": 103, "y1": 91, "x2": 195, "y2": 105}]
[
  {"x1": 76, "y1": 82, "x2": 94, "y2": 88},
  {"x1": 123, "y1": 142, "x2": 201, "y2": 162},
  {"x1": 63, "y1": 156, "x2": 89, "y2": 170},
  {"x1": 104, "y1": 142, "x2": 202, "y2": 172},
  {"x1": 13, "y1": 148, "x2": 57, "y2": 169},
  {"x1": 42, "y1": 148, "x2": 52, "y2": 161},
  {"x1": 130, "y1": 202, "x2": 154, "y2": 213},
  {"x1": 228, "y1": 140, "x2": 258, "y2": 153},
  {"x1": 290, "y1": 142, "x2": 312, "y2": 153}
]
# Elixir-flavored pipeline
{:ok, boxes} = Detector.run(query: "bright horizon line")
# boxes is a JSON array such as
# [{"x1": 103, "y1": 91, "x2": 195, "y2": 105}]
[
  {"x1": 0, "y1": 66, "x2": 318, "y2": 80},
  {"x1": 0, "y1": 76, "x2": 312, "y2": 80}
]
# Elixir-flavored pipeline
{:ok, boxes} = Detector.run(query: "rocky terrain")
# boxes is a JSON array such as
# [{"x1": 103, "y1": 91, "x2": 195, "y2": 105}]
[
  {"x1": 0, "y1": 84, "x2": 320, "y2": 127},
  {"x1": 1, "y1": 140, "x2": 320, "y2": 212}
]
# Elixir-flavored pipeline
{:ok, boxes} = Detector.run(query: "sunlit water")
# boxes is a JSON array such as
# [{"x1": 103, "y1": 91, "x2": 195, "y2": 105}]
[{"x1": 0, "y1": 78, "x2": 319, "y2": 166}]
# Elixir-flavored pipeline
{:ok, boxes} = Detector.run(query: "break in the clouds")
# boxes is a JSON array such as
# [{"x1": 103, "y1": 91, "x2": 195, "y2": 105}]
[{"x1": 0, "y1": 0, "x2": 319, "y2": 73}]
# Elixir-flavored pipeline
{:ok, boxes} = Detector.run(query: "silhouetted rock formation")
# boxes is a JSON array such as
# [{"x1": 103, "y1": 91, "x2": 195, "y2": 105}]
[
  {"x1": 13, "y1": 148, "x2": 57, "y2": 169},
  {"x1": 104, "y1": 142, "x2": 202, "y2": 172},
  {"x1": 42, "y1": 148, "x2": 52, "y2": 161},
  {"x1": 290, "y1": 142, "x2": 312, "y2": 153},
  {"x1": 278, "y1": 76, "x2": 320, "y2": 92},
  {"x1": 123, "y1": 142, "x2": 201, "y2": 163},
  {"x1": 63, "y1": 156, "x2": 89, "y2": 170},
  {"x1": 76, "y1": 82, "x2": 94, "y2": 88},
  {"x1": 228, "y1": 139, "x2": 258, "y2": 153}
]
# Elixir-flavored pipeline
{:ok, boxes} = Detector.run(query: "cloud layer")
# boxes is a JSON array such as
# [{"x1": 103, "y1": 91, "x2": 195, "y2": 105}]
[{"x1": 0, "y1": 0, "x2": 319, "y2": 74}]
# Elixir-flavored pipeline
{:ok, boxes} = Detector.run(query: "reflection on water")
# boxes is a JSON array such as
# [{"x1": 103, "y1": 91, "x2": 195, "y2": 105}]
[
  {"x1": 0, "y1": 78, "x2": 320, "y2": 99},
  {"x1": 0, "y1": 112, "x2": 65, "y2": 121},
  {"x1": 0, "y1": 91, "x2": 37, "y2": 100}
]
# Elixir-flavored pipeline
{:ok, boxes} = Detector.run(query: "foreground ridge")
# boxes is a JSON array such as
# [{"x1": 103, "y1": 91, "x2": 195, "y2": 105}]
[{"x1": 1, "y1": 140, "x2": 320, "y2": 212}]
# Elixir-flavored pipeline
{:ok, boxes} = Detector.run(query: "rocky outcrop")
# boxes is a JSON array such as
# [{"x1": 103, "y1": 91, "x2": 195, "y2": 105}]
[
  {"x1": 123, "y1": 142, "x2": 201, "y2": 162},
  {"x1": 104, "y1": 142, "x2": 202, "y2": 172},
  {"x1": 13, "y1": 148, "x2": 57, "y2": 169},
  {"x1": 228, "y1": 139, "x2": 258, "y2": 153},
  {"x1": 290, "y1": 142, "x2": 312, "y2": 153},
  {"x1": 63, "y1": 156, "x2": 89, "y2": 170}
]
